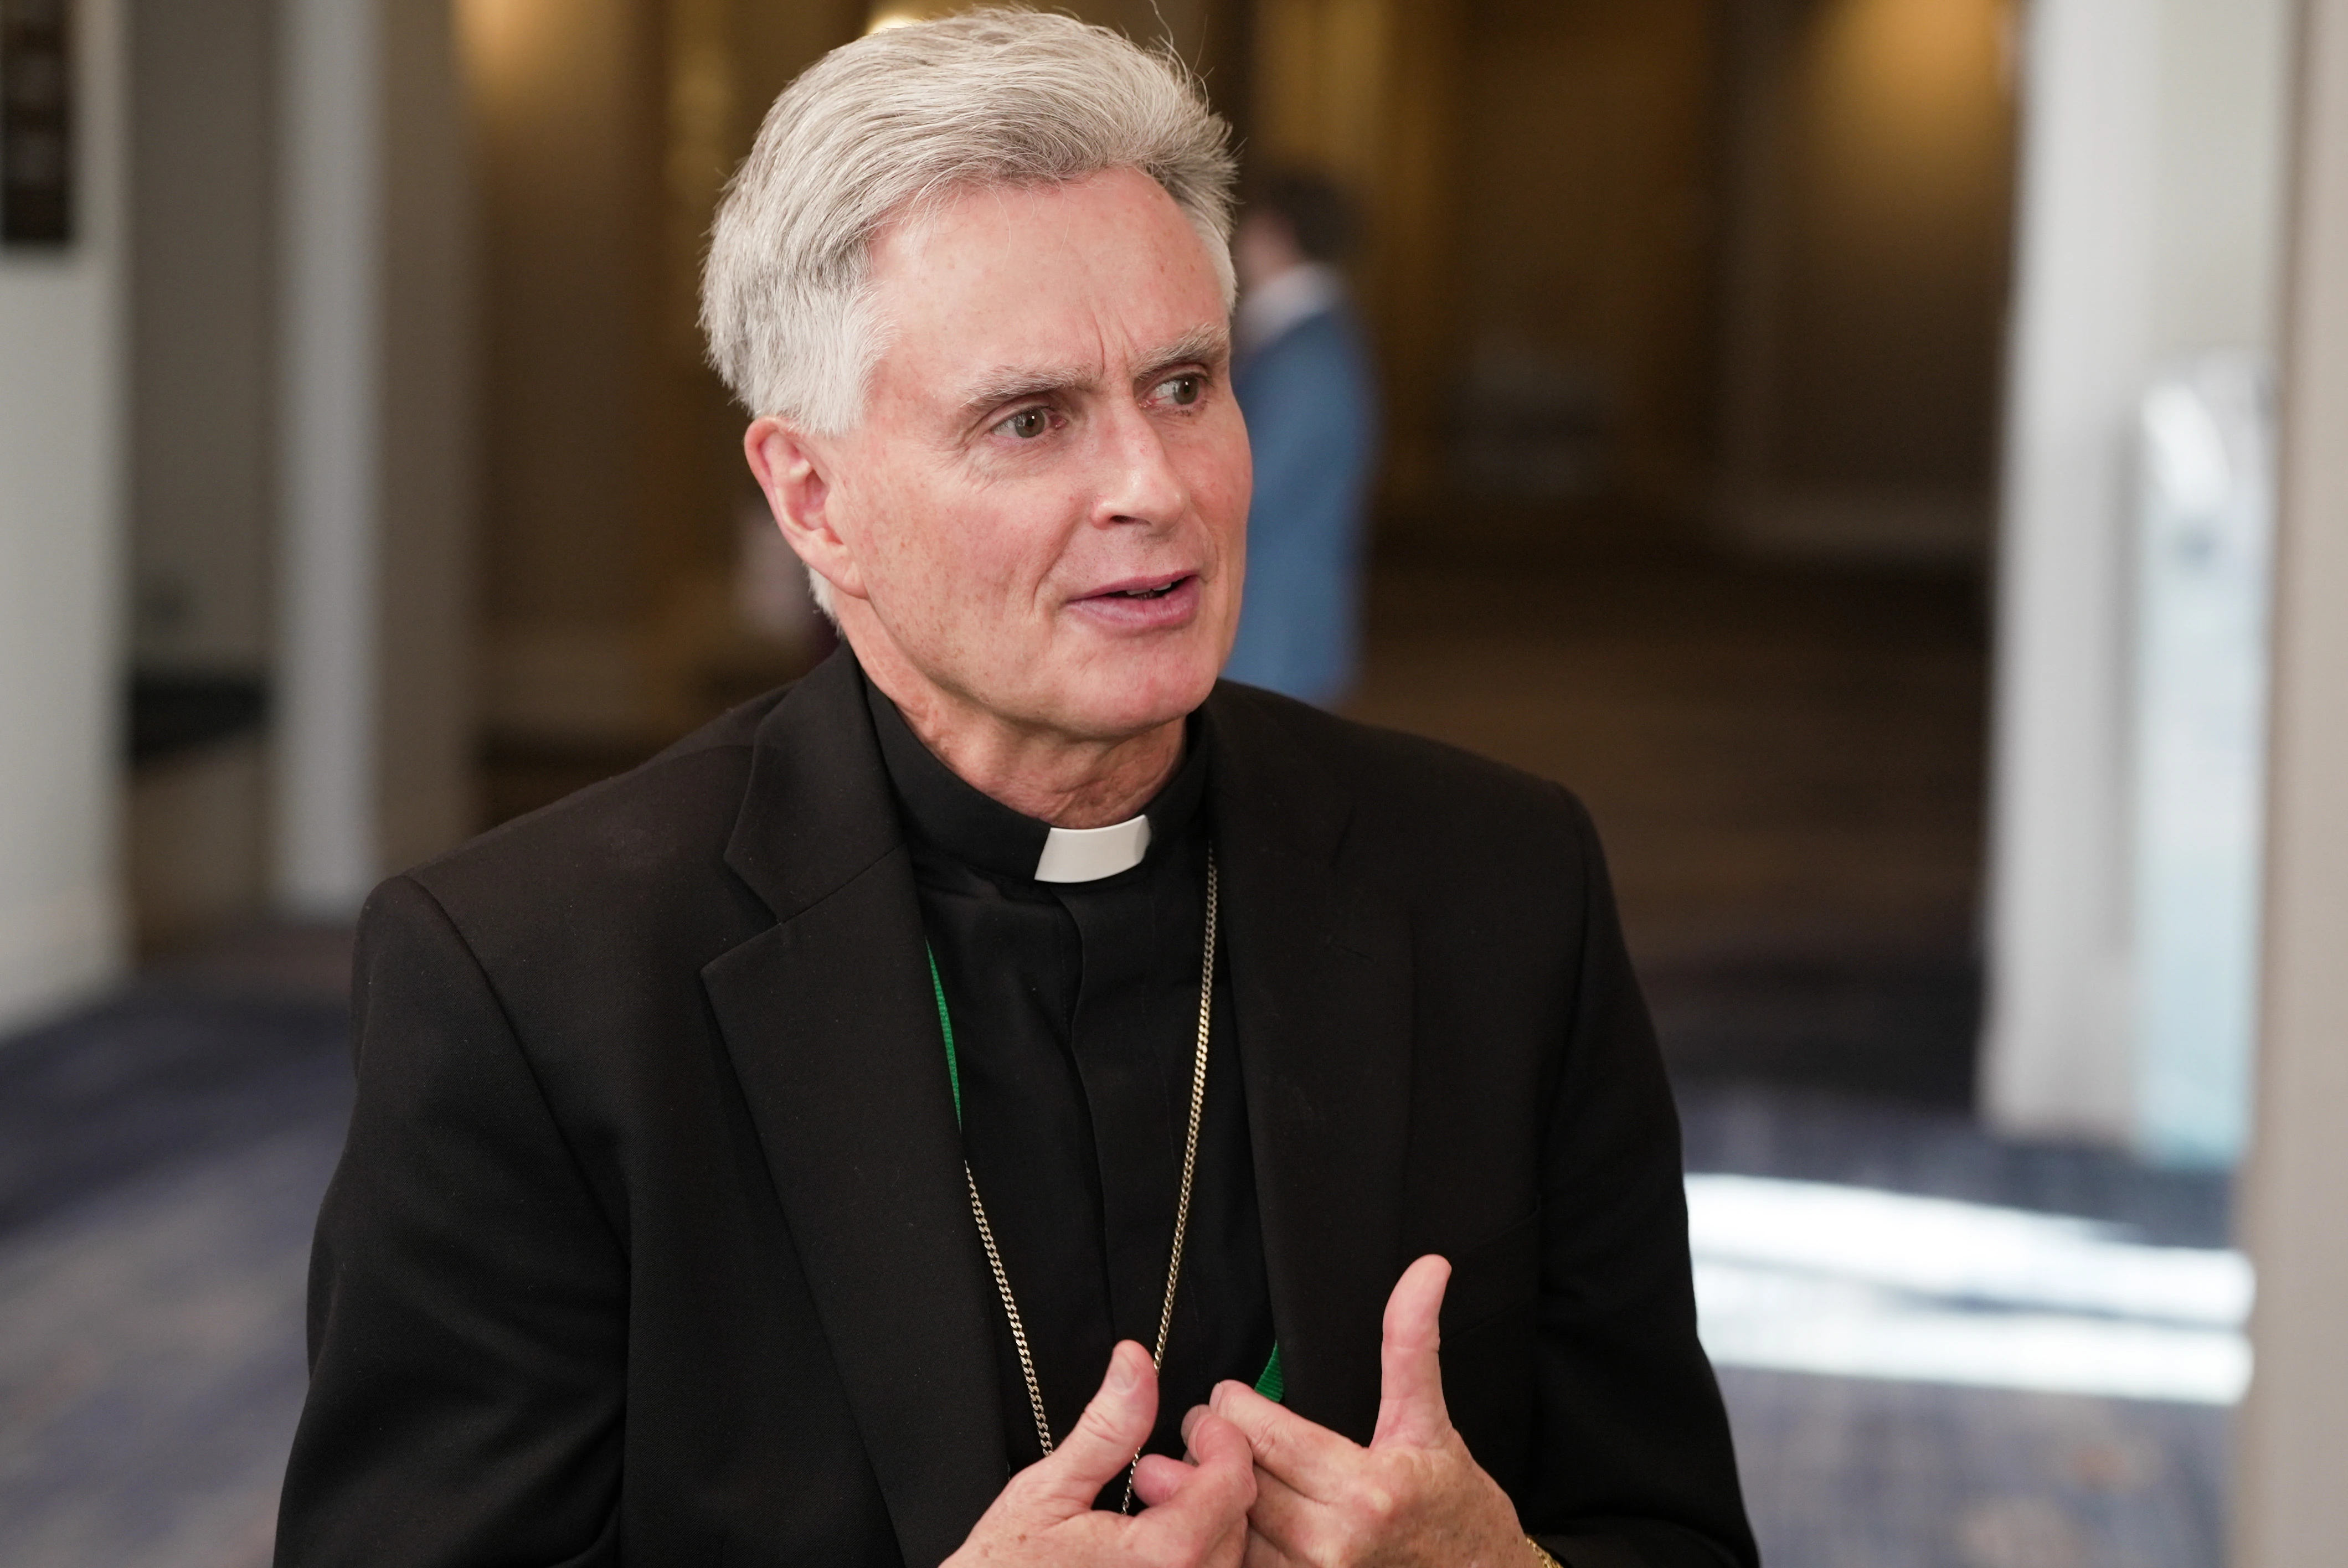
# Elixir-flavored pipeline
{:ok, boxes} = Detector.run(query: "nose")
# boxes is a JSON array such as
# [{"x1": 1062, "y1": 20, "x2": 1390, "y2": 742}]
[{"x1": 1091, "y1": 401, "x2": 1190, "y2": 529}]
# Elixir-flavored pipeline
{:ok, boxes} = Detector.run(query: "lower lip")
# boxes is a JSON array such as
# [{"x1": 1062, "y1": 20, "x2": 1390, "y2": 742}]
[{"x1": 1068, "y1": 575, "x2": 1203, "y2": 631}]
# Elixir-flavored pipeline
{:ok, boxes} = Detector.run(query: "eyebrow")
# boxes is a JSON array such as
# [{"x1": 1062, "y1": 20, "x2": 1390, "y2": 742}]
[{"x1": 951, "y1": 324, "x2": 1232, "y2": 422}]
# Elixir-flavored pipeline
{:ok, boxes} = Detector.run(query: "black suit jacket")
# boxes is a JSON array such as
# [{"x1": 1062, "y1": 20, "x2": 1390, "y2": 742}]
[{"x1": 275, "y1": 650, "x2": 1757, "y2": 1568}]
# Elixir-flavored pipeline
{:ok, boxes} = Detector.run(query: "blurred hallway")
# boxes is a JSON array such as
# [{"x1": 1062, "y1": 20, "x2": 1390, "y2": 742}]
[{"x1": 1353, "y1": 551, "x2": 1986, "y2": 1103}]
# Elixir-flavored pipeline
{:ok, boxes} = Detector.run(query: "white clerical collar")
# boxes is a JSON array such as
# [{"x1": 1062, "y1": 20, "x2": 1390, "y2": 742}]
[
  {"x1": 1236, "y1": 261, "x2": 1345, "y2": 357},
  {"x1": 1034, "y1": 816, "x2": 1153, "y2": 883}
]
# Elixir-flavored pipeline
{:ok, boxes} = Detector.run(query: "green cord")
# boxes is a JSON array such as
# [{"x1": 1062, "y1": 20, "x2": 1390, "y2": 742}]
[
  {"x1": 926, "y1": 945, "x2": 962, "y2": 1127},
  {"x1": 928, "y1": 942, "x2": 1281, "y2": 1402},
  {"x1": 1254, "y1": 1343, "x2": 1285, "y2": 1403}
]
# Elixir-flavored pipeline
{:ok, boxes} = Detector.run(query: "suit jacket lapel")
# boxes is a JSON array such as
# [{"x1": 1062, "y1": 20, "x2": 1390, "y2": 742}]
[
  {"x1": 1207, "y1": 688, "x2": 1416, "y2": 1445},
  {"x1": 703, "y1": 652, "x2": 1007, "y2": 1567}
]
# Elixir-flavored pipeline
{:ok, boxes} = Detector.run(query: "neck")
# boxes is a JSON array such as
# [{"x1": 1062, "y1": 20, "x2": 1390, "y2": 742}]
[{"x1": 854, "y1": 645, "x2": 1185, "y2": 831}]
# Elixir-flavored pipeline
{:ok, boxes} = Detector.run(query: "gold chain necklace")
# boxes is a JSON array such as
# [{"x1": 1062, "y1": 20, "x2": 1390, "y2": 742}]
[{"x1": 929, "y1": 850, "x2": 1219, "y2": 1505}]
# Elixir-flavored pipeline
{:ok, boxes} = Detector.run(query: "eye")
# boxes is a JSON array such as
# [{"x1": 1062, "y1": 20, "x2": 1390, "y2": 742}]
[
  {"x1": 997, "y1": 406, "x2": 1052, "y2": 440},
  {"x1": 1156, "y1": 373, "x2": 1204, "y2": 408}
]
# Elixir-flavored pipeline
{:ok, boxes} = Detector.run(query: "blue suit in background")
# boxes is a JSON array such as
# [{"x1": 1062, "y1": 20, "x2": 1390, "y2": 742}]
[{"x1": 1226, "y1": 300, "x2": 1380, "y2": 708}]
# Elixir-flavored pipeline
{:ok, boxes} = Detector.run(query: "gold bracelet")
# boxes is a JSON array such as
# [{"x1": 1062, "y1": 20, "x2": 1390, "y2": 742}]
[{"x1": 1526, "y1": 1537, "x2": 1565, "y2": 1568}]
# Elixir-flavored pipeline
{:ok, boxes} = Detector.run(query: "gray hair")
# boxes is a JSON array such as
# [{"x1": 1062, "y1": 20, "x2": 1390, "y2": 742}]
[{"x1": 701, "y1": 8, "x2": 1239, "y2": 436}]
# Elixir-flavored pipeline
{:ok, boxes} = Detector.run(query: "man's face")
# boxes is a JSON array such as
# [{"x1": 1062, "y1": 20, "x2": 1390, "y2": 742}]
[{"x1": 804, "y1": 168, "x2": 1250, "y2": 742}]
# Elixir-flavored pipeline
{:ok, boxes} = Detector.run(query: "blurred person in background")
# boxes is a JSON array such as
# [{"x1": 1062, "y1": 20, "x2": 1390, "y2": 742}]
[{"x1": 1223, "y1": 171, "x2": 1381, "y2": 708}]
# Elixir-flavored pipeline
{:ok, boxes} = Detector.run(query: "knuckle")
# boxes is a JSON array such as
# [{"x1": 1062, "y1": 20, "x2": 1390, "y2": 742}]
[{"x1": 1070, "y1": 1404, "x2": 1125, "y2": 1449}]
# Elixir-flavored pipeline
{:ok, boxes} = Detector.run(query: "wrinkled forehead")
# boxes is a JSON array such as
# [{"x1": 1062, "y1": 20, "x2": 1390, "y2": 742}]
[{"x1": 861, "y1": 169, "x2": 1234, "y2": 395}]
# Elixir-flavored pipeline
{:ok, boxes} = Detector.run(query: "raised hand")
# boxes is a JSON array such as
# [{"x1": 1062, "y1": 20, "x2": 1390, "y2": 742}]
[
  {"x1": 946, "y1": 1339, "x2": 1257, "y2": 1568},
  {"x1": 1203, "y1": 1256, "x2": 1526, "y2": 1567}
]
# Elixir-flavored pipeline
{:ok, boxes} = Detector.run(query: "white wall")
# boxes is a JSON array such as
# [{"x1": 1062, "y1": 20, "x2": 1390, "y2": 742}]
[
  {"x1": 2232, "y1": 0, "x2": 2348, "y2": 1555},
  {"x1": 1980, "y1": 0, "x2": 2293, "y2": 1143},
  {"x1": 275, "y1": 0, "x2": 476, "y2": 914},
  {"x1": 0, "y1": 0, "x2": 126, "y2": 1031}
]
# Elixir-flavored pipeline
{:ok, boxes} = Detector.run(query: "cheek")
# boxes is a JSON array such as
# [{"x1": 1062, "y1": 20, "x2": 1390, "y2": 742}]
[
  {"x1": 1202, "y1": 425, "x2": 1258, "y2": 542},
  {"x1": 882, "y1": 476, "x2": 1070, "y2": 626},
  {"x1": 1192, "y1": 415, "x2": 1255, "y2": 540}
]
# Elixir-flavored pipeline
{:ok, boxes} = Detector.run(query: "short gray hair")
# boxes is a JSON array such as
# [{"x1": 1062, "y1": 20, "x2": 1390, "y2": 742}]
[{"x1": 701, "y1": 8, "x2": 1239, "y2": 435}]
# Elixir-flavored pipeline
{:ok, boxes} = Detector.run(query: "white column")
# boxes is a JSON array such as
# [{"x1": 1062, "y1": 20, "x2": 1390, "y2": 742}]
[
  {"x1": 274, "y1": 0, "x2": 384, "y2": 914},
  {"x1": 272, "y1": 0, "x2": 476, "y2": 912},
  {"x1": 0, "y1": 0, "x2": 126, "y2": 1029},
  {"x1": 2231, "y1": 0, "x2": 2348, "y2": 1556},
  {"x1": 1982, "y1": 0, "x2": 2293, "y2": 1146},
  {"x1": 1980, "y1": 0, "x2": 2161, "y2": 1142}
]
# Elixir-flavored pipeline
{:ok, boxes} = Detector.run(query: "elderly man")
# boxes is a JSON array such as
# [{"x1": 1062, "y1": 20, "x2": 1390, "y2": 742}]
[{"x1": 275, "y1": 13, "x2": 1753, "y2": 1568}]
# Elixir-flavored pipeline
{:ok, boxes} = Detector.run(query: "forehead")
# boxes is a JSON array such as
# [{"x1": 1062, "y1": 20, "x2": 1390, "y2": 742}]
[{"x1": 862, "y1": 168, "x2": 1228, "y2": 384}]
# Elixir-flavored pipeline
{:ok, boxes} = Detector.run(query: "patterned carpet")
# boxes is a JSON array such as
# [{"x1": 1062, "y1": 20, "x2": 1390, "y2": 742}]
[
  {"x1": 0, "y1": 982, "x2": 2230, "y2": 1568},
  {"x1": 0, "y1": 983, "x2": 346, "y2": 1568}
]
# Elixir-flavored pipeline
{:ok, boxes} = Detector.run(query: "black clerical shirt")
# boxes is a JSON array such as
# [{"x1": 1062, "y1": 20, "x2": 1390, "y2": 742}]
[{"x1": 864, "y1": 679, "x2": 1276, "y2": 1482}]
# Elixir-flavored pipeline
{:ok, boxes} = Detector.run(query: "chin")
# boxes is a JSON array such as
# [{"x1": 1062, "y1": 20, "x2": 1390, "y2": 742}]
[{"x1": 1057, "y1": 648, "x2": 1222, "y2": 738}]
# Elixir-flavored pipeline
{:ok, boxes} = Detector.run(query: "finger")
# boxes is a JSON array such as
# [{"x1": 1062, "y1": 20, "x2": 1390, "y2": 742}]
[
  {"x1": 1180, "y1": 1401, "x2": 1213, "y2": 1452},
  {"x1": 1132, "y1": 1413, "x2": 1255, "y2": 1508},
  {"x1": 1207, "y1": 1378, "x2": 1361, "y2": 1498},
  {"x1": 1028, "y1": 1340, "x2": 1157, "y2": 1510},
  {"x1": 1373, "y1": 1254, "x2": 1453, "y2": 1447},
  {"x1": 1237, "y1": 1463, "x2": 1323, "y2": 1562},
  {"x1": 1132, "y1": 1411, "x2": 1257, "y2": 1552},
  {"x1": 1132, "y1": 1451, "x2": 1193, "y2": 1508}
]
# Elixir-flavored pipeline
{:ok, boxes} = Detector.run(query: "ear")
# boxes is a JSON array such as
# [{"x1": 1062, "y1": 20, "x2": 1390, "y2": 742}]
[{"x1": 744, "y1": 416, "x2": 866, "y2": 606}]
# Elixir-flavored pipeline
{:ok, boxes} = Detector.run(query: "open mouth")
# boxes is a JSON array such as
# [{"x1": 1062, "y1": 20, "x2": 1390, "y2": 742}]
[
  {"x1": 1087, "y1": 574, "x2": 1193, "y2": 601},
  {"x1": 1070, "y1": 572, "x2": 1202, "y2": 628}
]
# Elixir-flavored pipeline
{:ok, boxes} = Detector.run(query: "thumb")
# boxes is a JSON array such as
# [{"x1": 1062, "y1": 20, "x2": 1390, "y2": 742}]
[
  {"x1": 1372, "y1": 1254, "x2": 1453, "y2": 1448},
  {"x1": 1028, "y1": 1340, "x2": 1157, "y2": 1510}
]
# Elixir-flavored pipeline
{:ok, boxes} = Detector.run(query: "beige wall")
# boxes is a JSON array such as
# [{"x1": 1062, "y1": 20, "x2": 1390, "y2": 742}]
[
  {"x1": 2232, "y1": 0, "x2": 2348, "y2": 1556},
  {"x1": 376, "y1": 0, "x2": 480, "y2": 874},
  {"x1": 1252, "y1": 0, "x2": 2014, "y2": 556},
  {"x1": 124, "y1": 0, "x2": 279, "y2": 942},
  {"x1": 1253, "y1": 0, "x2": 1461, "y2": 519},
  {"x1": 1451, "y1": 0, "x2": 1718, "y2": 533},
  {"x1": 1719, "y1": 0, "x2": 2016, "y2": 561},
  {"x1": 467, "y1": 0, "x2": 662, "y2": 743},
  {"x1": 865, "y1": 0, "x2": 1218, "y2": 61},
  {"x1": 468, "y1": 0, "x2": 862, "y2": 752},
  {"x1": 127, "y1": 0, "x2": 276, "y2": 677}
]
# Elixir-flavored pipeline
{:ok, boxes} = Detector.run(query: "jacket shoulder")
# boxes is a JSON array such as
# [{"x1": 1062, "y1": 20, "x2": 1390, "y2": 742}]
[
  {"x1": 395, "y1": 687, "x2": 790, "y2": 950},
  {"x1": 1212, "y1": 681, "x2": 1595, "y2": 876}
]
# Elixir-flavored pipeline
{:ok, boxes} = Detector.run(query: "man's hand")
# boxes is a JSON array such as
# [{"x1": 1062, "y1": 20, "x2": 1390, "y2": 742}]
[
  {"x1": 946, "y1": 1339, "x2": 1258, "y2": 1568},
  {"x1": 1203, "y1": 1256, "x2": 1526, "y2": 1567}
]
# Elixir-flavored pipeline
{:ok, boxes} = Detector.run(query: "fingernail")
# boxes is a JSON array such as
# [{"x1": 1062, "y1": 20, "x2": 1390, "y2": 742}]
[{"x1": 1109, "y1": 1345, "x2": 1141, "y2": 1392}]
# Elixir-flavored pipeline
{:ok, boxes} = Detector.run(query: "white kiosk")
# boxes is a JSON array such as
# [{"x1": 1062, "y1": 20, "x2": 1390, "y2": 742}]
[{"x1": 2131, "y1": 353, "x2": 2275, "y2": 1167}]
